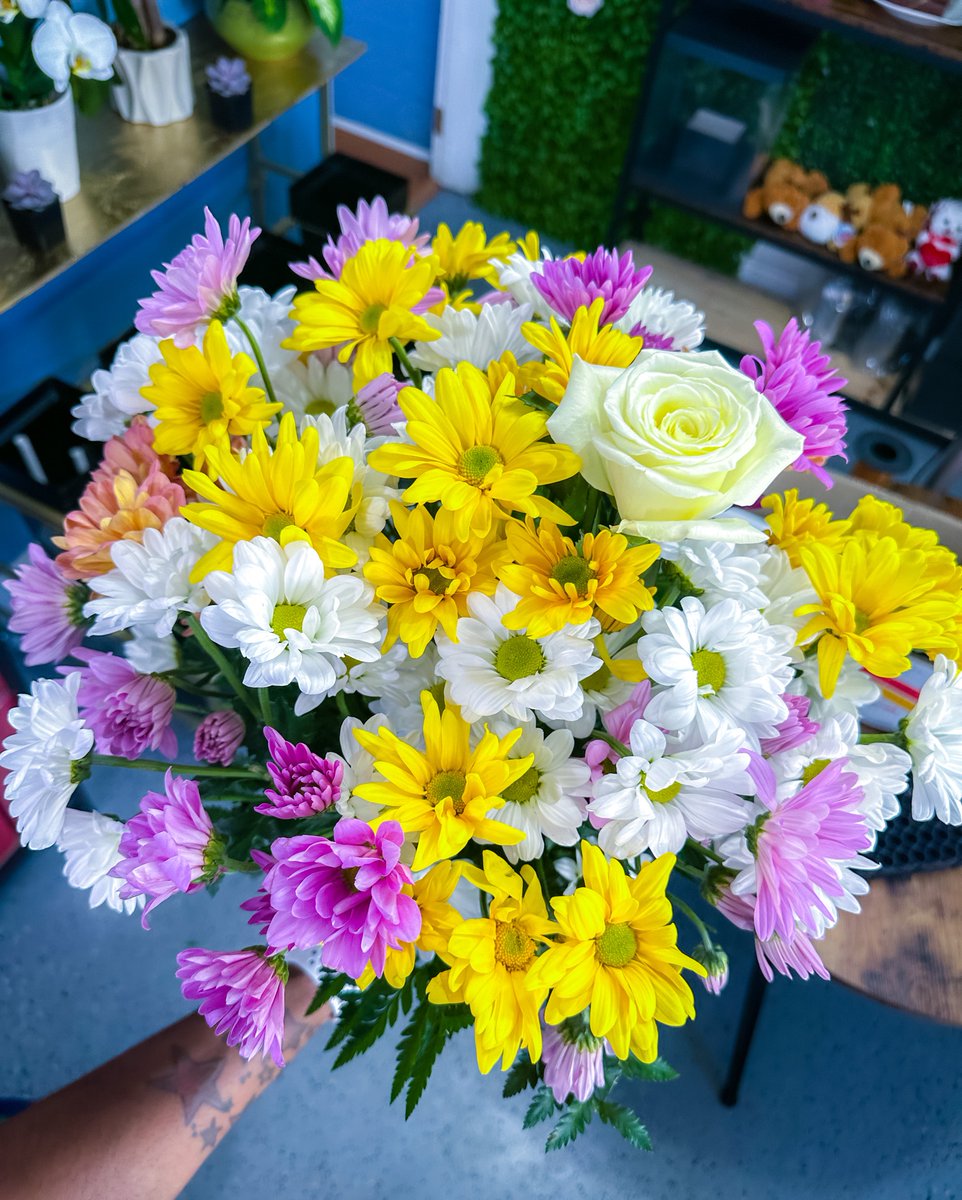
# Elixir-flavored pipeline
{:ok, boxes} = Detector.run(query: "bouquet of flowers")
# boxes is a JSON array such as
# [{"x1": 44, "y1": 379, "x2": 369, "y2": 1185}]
[{"x1": 5, "y1": 200, "x2": 962, "y2": 1153}]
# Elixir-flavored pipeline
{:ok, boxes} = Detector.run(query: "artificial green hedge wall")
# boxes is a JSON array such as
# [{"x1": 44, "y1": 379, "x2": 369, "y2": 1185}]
[{"x1": 478, "y1": 3, "x2": 962, "y2": 274}]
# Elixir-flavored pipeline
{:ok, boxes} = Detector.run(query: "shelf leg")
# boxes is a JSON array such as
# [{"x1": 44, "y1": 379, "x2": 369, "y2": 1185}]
[
  {"x1": 319, "y1": 81, "x2": 334, "y2": 159},
  {"x1": 248, "y1": 135, "x2": 268, "y2": 230},
  {"x1": 719, "y1": 960, "x2": 767, "y2": 1107}
]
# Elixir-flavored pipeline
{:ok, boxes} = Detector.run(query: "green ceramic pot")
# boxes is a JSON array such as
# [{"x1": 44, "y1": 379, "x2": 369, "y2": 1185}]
[{"x1": 205, "y1": 0, "x2": 314, "y2": 62}]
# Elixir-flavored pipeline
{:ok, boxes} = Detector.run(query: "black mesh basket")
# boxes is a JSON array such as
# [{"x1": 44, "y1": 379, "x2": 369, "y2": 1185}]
[{"x1": 874, "y1": 788, "x2": 962, "y2": 875}]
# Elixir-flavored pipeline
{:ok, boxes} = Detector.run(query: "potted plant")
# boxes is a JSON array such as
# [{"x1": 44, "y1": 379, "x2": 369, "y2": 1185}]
[
  {"x1": 204, "y1": 0, "x2": 342, "y2": 63},
  {"x1": 107, "y1": 0, "x2": 194, "y2": 126},
  {"x1": 205, "y1": 55, "x2": 252, "y2": 131},
  {"x1": 0, "y1": 0, "x2": 117, "y2": 201},
  {"x1": 1, "y1": 167, "x2": 66, "y2": 252}
]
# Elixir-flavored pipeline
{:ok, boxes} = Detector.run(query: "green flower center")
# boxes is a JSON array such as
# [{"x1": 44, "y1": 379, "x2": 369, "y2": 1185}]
[
  {"x1": 66, "y1": 581, "x2": 92, "y2": 629},
  {"x1": 458, "y1": 444, "x2": 502, "y2": 485},
  {"x1": 360, "y1": 303, "x2": 387, "y2": 334},
  {"x1": 691, "y1": 648, "x2": 726, "y2": 693},
  {"x1": 495, "y1": 919, "x2": 536, "y2": 971},
  {"x1": 70, "y1": 751, "x2": 93, "y2": 785},
  {"x1": 425, "y1": 769, "x2": 466, "y2": 815},
  {"x1": 200, "y1": 391, "x2": 224, "y2": 424},
  {"x1": 550, "y1": 554, "x2": 594, "y2": 595},
  {"x1": 643, "y1": 776, "x2": 681, "y2": 805},
  {"x1": 494, "y1": 635, "x2": 545, "y2": 681},
  {"x1": 212, "y1": 291, "x2": 240, "y2": 322},
  {"x1": 745, "y1": 812, "x2": 769, "y2": 857},
  {"x1": 502, "y1": 765, "x2": 542, "y2": 805},
  {"x1": 305, "y1": 396, "x2": 337, "y2": 417},
  {"x1": 418, "y1": 566, "x2": 453, "y2": 594},
  {"x1": 595, "y1": 921, "x2": 637, "y2": 968},
  {"x1": 271, "y1": 603, "x2": 308, "y2": 640},
  {"x1": 263, "y1": 512, "x2": 296, "y2": 540},
  {"x1": 801, "y1": 757, "x2": 831, "y2": 785}
]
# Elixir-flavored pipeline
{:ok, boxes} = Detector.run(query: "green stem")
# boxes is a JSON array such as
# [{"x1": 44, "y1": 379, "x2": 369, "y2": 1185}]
[
  {"x1": 335, "y1": 690, "x2": 351, "y2": 719},
  {"x1": 235, "y1": 316, "x2": 278, "y2": 406},
  {"x1": 91, "y1": 754, "x2": 263, "y2": 779},
  {"x1": 686, "y1": 837, "x2": 723, "y2": 865},
  {"x1": 175, "y1": 702, "x2": 211, "y2": 716},
  {"x1": 673, "y1": 861, "x2": 708, "y2": 884},
  {"x1": 185, "y1": 614, "x2": 260, "y2": 723},
  {"x1": 258, "y1": 687, "x2": 276, "y2": 730},
  {"x1": 859, "y1": 731, "x2": 904, "y2": 746},
  {"x1": 593, "y1": 729, "x2": 630, "y2": 757},
  {"x1": 669, "y1": 893, "x2": 714, "y2": 952},
  {"x1": 389, "y1": 336, "x2": 422, "y2": 389},
  {"x1": 166, "y1": 675, "x2": 233, "y2": 701},
  {"x1": 534, "y1": 854, "x2": 552, "y2": 902},
  {"x1": 223, "y1": 855, "x2": 262, "y2": 874}
]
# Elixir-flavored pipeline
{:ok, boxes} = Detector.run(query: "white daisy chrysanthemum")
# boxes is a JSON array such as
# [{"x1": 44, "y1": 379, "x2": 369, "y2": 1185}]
[
  {"x1": 330, "y1": 713, "x2": 392, "y2": 822},
  {"x1": 71, "y1": 332, "x2": 162, "y2": 441},
  {"x1": 639, "y1": 596, "x2": 794, "y2": 742},
  {"x1": 549, "y1": 626, "x2": 642, "y2": 739},
  {"x1": 589, "y1": 716, "x2": 753, "y2": 857},
  {"x1": 494, "y1": 724, "x2": 592, "y2": 863},
  {"x1": 614, "y1": 286, "x2": 705, "y2": 351},
  {"x1": 368, "y1": 644, "x2": 444, "y2": 739},
  {"x1": 0, "y1": 674, "x2": 94, "y2": 850},
  {"x1": 295, "y1": 640, "x2": 407, "y2": 716},
  {"x1": 200, "y1": 538, "x2": 384, "y2": 713},
  {"x1": 746, "y1": 543, "x2": 819, "y2": 636},
  {"x1": 273, "y1": 353, "x2": 354, "y2": 425},
  {"x1": 435, "y1": 585, "x2": 601, "y2": 726},
  {"x1": 494, "y1": 247, "x2": 556, "y2": 316},
  {"x1": 223, "y1": 285, "x2": 299, "y2": 382},
  {"x1": 123, "y1": 629, "x2": 179, "y2": 676},
  {"x1": 408, "y1": 302, "x2": 540, "y2": 373},
  {"x1": 658, "y1": 541, "x2": 768, "y2": 610},
  {"x1": 905, "y1": 655, "x2": 962, "y2": 825},
  {"x1": 789, "y1": 652, "x2": 879, "y2": 724},
  {"x1": 84, "y1": 517, "x2": 214, "y2": 637},
  {"x1": 57, "y1": 809, "x2": 142, "y2": 915}
]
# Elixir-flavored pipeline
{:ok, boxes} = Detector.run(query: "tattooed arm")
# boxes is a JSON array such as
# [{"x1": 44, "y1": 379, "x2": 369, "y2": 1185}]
[{"x1": 0, "y1": 966, "x2": 331, "y2": 1200}]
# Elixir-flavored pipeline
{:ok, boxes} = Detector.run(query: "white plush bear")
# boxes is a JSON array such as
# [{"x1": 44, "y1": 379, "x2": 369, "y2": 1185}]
[{"x1": 907, "y1": 199, "x2": 962, "y2": 282}]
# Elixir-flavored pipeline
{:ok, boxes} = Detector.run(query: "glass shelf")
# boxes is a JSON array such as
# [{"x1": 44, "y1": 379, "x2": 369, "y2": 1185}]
[{"x1": 0, "y1": 16, "x2": 364, "y2": 316}]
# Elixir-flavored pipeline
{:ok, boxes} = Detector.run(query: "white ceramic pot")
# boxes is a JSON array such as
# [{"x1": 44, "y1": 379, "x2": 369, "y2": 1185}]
[
  {"x1": 112, "y1": 25, "x2": 195, "y2": 127},
  {"x1": 0, "y1": 90, "x2": 80, "y2": 202}
]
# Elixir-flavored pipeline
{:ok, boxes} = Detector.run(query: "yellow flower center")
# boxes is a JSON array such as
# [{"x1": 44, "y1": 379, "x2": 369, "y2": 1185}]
[
  {"x1": 360, "y1": 303, "x2": 387, "y2": 334},
  {"x1": 495, "y1": 919, "x2": 536, "y2": 971},
  {"x1": 425, "y1": 769, "x2": 467, "y2": 815},
  {"x1": 801, "y1": 757, "x2": 831, "y2": 785},
  {"x1": 458, "y1": 444, "x2": 502, "y2": 486},
  {"x1": 418, "y1": 565, "x2": 453, "y2": 595},
  {"x1": 691, "y1": 648, "x2": 726, "y2": 693},
  {"x1": 550, "y1": 555, "x2": 594, "y2": 595},
  {"x1": 263, "y1": 512, "x2": 297, "y2": 540},
  {"x1": 199, "y1": 391, "x2": 224, "y2": 423},
  {"x1": 595, "y1": 921, "x2": 637, "y2": 968},
  {"x1": 305, "y1": 396, "x2": 337, "y2": 417},
  {"x1": 271, "y1": 603, "x2": 308, "y2": 640},
  {"x1": 494, "y1": 635, "x2": 545, "y2": 681},
  {"x1": 643, "y1": 777, "x2": 682, "y2": 805},
  {"x1": 502, "y1": 765, "x2": 542, "y2": 805}
]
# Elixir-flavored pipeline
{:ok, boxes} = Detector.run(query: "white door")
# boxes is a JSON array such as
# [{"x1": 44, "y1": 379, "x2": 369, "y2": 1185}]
[{"x1": 430, "y1": 0, "x2": 498, "y2": 194}]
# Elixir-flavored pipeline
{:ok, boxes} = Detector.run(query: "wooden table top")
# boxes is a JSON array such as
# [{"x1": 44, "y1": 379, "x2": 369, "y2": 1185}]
[{"x1": 819, "y1": 866, "x2": 962, "y2": 1026}]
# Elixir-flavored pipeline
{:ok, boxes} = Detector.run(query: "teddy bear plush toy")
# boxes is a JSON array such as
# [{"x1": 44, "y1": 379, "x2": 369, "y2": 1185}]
[
  {"x1": 907, "y1": 199, "x2": 962, "y2": 282},
  {"x1": 743, "y1": 158, "x2": 830, "y2": 231},
  {"x1": 838, "y1": 224, "x2": 910, "y2": 277},
  {"x1": 799, "y1": 191, "x2": 846, "y2": 246}
]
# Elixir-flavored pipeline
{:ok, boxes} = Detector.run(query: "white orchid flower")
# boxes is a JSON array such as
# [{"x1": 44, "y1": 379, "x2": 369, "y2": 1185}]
[
  {"x1": 31, "y1": 1, "x2": 117, "y2": 93},
  {"x1": 0, "y1": 0, "x2": 50, "y2": 25}
]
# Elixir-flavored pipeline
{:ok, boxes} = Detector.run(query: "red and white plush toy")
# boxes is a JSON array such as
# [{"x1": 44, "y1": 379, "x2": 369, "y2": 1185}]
[{"x1": 907, "y1": 199, "x2": 962, "y2": 283}]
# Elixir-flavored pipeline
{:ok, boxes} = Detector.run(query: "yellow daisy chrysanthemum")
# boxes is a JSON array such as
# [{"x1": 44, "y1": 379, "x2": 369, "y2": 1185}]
[
  {"x1": 363, "y1": 502, "x2": 506, "y2": 658},
  {"x1": 497, "y1": 518, "x2": 660, "y2": 637},
  {"x1": 357, "y1": 860, "x2": 462, "y2": 990},
  {"x1": 283, "y1": 239, "x2": 441, "y2": 388},
  {"x1": 763, "y1": 488, "x2": 850, "y2": 569},
  {"x1": 515, "y1": 229, "x2": 541, "y2": 261},
  {"x1": 431, "y1": 220, "x2": 515, "y2": 300},
  {"x1": 526, "y1": 842, "x2": 704, "y2": 1063},
  {"x1": 521, "y1": 298, "x2": 643, "y2": 405},
  {"x1": 426, "y1": 851, "x2": 557, "y2": 1073},
  {"x1": 352, "y1": 693, "x2": 530, "y2": 870},
  {"x1": 142, "y1": 320, "x2": 280, "y2": 469},
  {"x1": 180, "y1": 412, "x2": 360, "y2": 580},
  {"x1": 484, "y1": 351, "x2": 547, "y2": 399},
  {"x1": 796, "y1": 532, "x2": 962, "y2": 698},
  {"x1": 367, "y1": 363, "x2": 581, "y2": 540},
  {"x1": 847, "y1": 494, "x2": 962, "y2": 592}
]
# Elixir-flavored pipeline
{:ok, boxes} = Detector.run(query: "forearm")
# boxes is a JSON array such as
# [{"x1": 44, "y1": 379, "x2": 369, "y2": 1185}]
[{"x1": 0, "y1": 967, "x2": 329, "y2": 1200}]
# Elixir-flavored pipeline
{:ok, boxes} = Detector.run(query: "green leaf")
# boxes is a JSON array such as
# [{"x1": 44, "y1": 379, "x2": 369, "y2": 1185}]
[
  {"x1": 518, "y1": 389, "x2": 555, "y2": 414},
  {"x1": 545, "y1": 1099, "x2": 594, "y2": 1151},
  {"x1": 306, "y1": 970, "x2": 350, "y2": 1016},
  {"x1": 595, "y1": 1099, "x2": 653, "y2": 1151},
  {"x1": 401, "y1": 1003, "x2": 472, "y2": 1118},
  {"x1": 303, "y1": 0, "x2": 342, "y2": 42},
  {"x1": 523, "y1": 1086, "x2": 558, "y2": 1129},
  {"x1": 502, "y1": 1052, "x2": 540, "y2": 1098},
  {"x1": 112, "y1": 0, "x2": 149, "y2": 49},
  {"x1": 323, "y1": 976, "x2": 404, "y2": 1066},
  {"x1": 615, "y1": 1055, "x2": 678, "y2": 1083},
  {"x1": 251, "y1": 0, "x2": 287, "y2": 33}
]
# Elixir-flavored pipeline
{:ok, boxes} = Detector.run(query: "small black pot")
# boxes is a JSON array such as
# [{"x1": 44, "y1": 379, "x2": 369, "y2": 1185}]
[
  {"x1": 207, "y1": 84, "x2": 253, "y2": 133},
  {"x1": 2, "y1": 197, "x2": 65, "y2": 254}
]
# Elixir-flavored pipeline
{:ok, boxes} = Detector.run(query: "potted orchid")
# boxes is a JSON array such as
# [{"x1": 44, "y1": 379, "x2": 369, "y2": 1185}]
[
  {"x1": 204, "y1": 0, "x2": 342, "y2": 63},
  {"x1": 1, "y1": 167, "x2": 65, "y2": 250},
  {"x1": 103, "y1": 0, "x2": 193, "y2": 126},
  {"x1": 0, "y1": 0, "x2": 116, "y2": 200}
]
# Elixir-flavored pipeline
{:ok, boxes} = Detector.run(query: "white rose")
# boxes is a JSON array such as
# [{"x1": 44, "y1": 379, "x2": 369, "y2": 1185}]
[{"x1": 547, "y1": 349, "x2": 804, "y2": 542}]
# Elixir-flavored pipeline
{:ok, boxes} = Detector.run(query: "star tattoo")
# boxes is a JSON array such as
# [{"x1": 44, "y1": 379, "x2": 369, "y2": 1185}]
[
  {"x1": 150, "y1": 1046, "x2": 234, "y2": 1124},
  {"x1": 196, "y1": 1118, "x2": 221, "y2": 1152}
]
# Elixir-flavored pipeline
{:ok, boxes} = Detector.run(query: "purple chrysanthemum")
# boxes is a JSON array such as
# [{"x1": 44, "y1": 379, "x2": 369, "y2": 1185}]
[
  {"x1": 541, "y1": 1020, "x2": 606, "y2": 1103},
  {"x1": 194, "y1": 709, "x2": 246, "y2": 767},
  {"x1": 111, "y1": 770, "x2": 221, "y2": 926},
  {"x1": 760, "y1": 693, "x2": 819, "y2": 756},
  {"x1": 714, "y1": 887, "x2": 829, "y2": 983},
  {"x1": 241, "y1": 848, "x2": 276, "y2": 939},
  {"x1": 351, "y1": 372, "x2": 404, "y2": 437},
  {"x1": 176, "y1": 947, "x2": 287, "y2": 1067},
  {"x1": 532, "y1": 246, "x2": 652, "y2": 325},
  {"x1": 740, "y1": 319, "x2": 848, "y2": 487},
  {"x1": 255, "y1": 727, "x2": 343, "y2": 819},
  {"x1": 689, "y1": 943, "x2": 730, "y2": 995},
  {"x1": 584, "y1": 680, "x2": 652, "y2": 783},
  {"x1": 290, "y1": 195, "x2": 429, "y2": 282},
  {"x1": 60, "y1": 649, "x2": 176, "y2": 760},
  {"x1": 5, "y1": 543, "x2": 90, "y2": 666},
  {"x1": 264, "y1": 819, "x2": 421, "y2": 977},
  {"x1": 135, "y1": 207, "x2": 260, "y2": 346}
]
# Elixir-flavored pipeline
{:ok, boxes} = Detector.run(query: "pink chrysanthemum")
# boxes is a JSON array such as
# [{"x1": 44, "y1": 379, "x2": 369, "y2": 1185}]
[
  {"x1": 255, "y1": 727, "x2": 342, "y2": 819},
  {"x1": 176, "y1": 947, "x2": 288, "y2": 1067},
  {"x1": 351, "y1": 372, "x2": 404, "y2": 437},
  {"x1": 135, "y1": 208, "x2": 260, "y2": 346},
  {"x1": 290, "y1": 195, "x2": 429, "y2": 282},
  {"x1": 727, "y1": 758, "x2": 873, "y2": 943},
  {"x1": 91, "y1": 416, "x2": 180, "y2": 488},
  {"x1": 584, "y1": 680, "x2": 652, "y2": 783},
  {"x1": 740, "y1": 319, "x2": 848, "y2": 487},
  {"x1": 194, "y1": 709, "x2": 246, "y2": 767},
  {"x1": 689, "y1": 943, "x2": 730, "y2": 995},
  {"x1": 714, "y1": 887, "x2": 829, "y2": 983},
  {"x1": 241, "y1": 848, "x2": 275, "y2": 939},
  {"x1": 111, "y1": 770, "x2": 221, "y2": 926},
  {"x1": 759, "y1": 693, "x2": 820, "y2": 756},
  {"x1": 532, "y1": 247, "x2": 652, "y2": 325},
  {"x1": 264, "y1": 819, "x2": 421, "y2": 977},
  {"x1": 541, "y1": 1020, "x2": 606, "y2": 1103},
  {"x1": 60, "y1": 649, "x2": 176, "y2": 759},
  {"x1": 5, "y1": 544, "x2": 90, "y2": 666}
]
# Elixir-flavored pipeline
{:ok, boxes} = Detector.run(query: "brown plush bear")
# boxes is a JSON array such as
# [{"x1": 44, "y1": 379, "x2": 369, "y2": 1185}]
[
  {"x1": 838, "y1": 224, "x2": 910, "y2": 277},
  {"x1": 845, "y1": 183, "x2": 873, "y2": 232},
  {"x1": 743, "y1": 159, "x2": 828, "y2": 230},
  {"x1": 867, "y1": 183, "x2": 928, "y2": 241}
]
